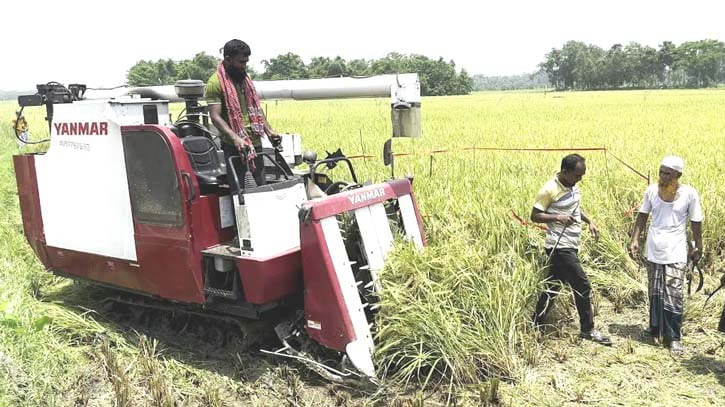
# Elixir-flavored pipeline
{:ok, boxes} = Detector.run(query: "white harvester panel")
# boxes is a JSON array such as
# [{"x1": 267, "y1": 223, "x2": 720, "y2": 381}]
[
  {"x1": 260, "y1": 132, "x2": 302, "y2": 166},
  {"x1": 398, "y1": 194, "x2": 424, "y2": 248},
  {"x1": 353, "y1": 203, "x2": 394, "y2": 291},
  {"x1": 35, "y1": 101, "x2": 137, "y2": 260},
  {"x1": 234, "y1": 178, "x2": 307, "y2": 258},
  {"x1": 279, "y1": 133, "x2": 302, "y2": 165},
  {"x1": 108, "y1": 98, "x2": 171, "y2": 126},
  {"x1": 319, "y1": 216, "x2": 376, "y2": 377}
]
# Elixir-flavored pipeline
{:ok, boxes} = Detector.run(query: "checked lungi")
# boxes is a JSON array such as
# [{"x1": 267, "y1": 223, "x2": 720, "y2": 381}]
[{"x1": 647, "y1": 262, "x2": 686, "y2": 341}]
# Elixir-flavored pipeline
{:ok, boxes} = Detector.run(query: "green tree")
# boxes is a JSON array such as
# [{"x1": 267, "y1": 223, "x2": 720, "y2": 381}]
[
  {"x1": 126, "y1": 59, "x2": 177, "y2": 86},
  {"x1": 658, "y1": 41, "x2": 678, "y2": 86},
  {"x1": 539, "y1": 39, "x2": 725, "y2": 90},
  {"x1": 539, "y1": 48, "x2": 564, "y2": 89},
  {"x1": 128, "y1": 51, "x2": 474, "y2": 96},
  {"x1": 127, "y1": 60, "x2": 159, "y2": 86},
  {"x1": 308, "y1": 56, "x2": 348, "y2": 78},
  {"x1": 156, "y1": 59, "x2": 177, "y2": 84},
  {"x1": 176, "y1": 52, "x2": 220, "y2": 82},
  {"x1": 347, "y1": 59, "x2": 370, "y2": 76},
  {"x1": 673, "y1": 40, "x2": 725, "y2": 87},
  {"x1": 369, "y1": 53, "x2": 471, "y2": 96},
  {"x1": 472, "y1": 72, "x2": 549, "y2": 90},
  {"x1": 261, "y1": 53, "x2": 308, "y2": 80},
  {"x1": 574, "y1": 44, "x2": 605, "y2": 89},
  {"x1": 127, "y1": 53, "x2": 222, "y2": 85},
  {"x1": 369, "y1": 53, "x2": 407, "y2": 75},
  {"x1": 623, "y1": 43, "x2": 659, "y2": 87},
  {"x1": 455, "y1": 69, "x2": 474, "y2": 94},
  {"x1": 539, "y1": 41, "x2": 589, "y2": 89}
]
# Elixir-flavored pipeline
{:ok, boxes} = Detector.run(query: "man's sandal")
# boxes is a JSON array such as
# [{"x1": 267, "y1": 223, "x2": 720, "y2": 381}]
[
  {"x1": 670, "y1": 340, "x2": 685, "y2": 356},
  {"x1": 580, "y1": 329, "x2": 613, "y2": 346}
]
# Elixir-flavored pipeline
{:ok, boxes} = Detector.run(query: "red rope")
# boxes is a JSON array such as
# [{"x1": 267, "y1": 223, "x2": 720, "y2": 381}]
[
  {"x1": 347, "y1": 146, "x2": 608, "y2": 159},
  {"x1": 510, "y1": 210, "x2": 547, "y2": 231},
  {"x1": 624, "y1": 203, "x2": 641, "y2": 217},
  {"x1": 607, "y1": 151, "x2": 649, "y2": 183},
  {"x1": 346, "y1": 146, "x2": 648, "y2": 188},
  {"x1": 469, "y1": 147, "x2": 606, "y2": 152}
]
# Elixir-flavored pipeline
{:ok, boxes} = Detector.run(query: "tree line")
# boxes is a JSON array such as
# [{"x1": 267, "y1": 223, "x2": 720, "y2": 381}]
[
  {"x1": 539, "y1": 39, "x2": 725, "y2": 90},
  {"x1": 127, "y1": 52, "x2": 473, "y2": 96},
  {"x1": 472, "y1": 72, "x2": 549, "y2": 91}
]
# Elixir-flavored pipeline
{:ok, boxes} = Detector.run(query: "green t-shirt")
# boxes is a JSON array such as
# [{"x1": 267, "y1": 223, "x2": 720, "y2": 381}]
[{"x1": 206, "y1": 72, "x2": 260, "y2": 148}]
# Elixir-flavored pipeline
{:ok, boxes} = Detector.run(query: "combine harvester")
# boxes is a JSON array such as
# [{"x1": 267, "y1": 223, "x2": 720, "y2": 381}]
[{"x1": 12, "y1": 74, "x2": 425, "y2": 380}]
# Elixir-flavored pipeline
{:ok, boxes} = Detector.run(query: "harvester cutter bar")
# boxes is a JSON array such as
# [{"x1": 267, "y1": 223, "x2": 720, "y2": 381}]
[{"x1": 260, "y1": 342, "x2": 360, "y2": 382}]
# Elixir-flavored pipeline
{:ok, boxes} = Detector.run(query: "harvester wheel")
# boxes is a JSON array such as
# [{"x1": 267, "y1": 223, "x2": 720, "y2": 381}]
[{"x1": 204, "y1": 325, "x2": 226, "y2": 347}]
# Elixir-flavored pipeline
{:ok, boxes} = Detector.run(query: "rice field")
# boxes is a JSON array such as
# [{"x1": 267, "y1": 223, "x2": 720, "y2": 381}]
[{"x1": 1, "y1": 89, "x2": 725, "y2": 406}]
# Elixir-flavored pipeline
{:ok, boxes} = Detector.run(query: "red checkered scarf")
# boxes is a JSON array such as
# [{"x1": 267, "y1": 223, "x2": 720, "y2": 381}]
[{"x1": 217, "y1": 62, "x2": 266, "y2": 167}]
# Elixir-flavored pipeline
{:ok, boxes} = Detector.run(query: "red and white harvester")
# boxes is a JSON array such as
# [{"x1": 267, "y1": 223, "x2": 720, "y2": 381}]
[{"x1": 12, "y1": 74, "x2": 425, "y2": 380}]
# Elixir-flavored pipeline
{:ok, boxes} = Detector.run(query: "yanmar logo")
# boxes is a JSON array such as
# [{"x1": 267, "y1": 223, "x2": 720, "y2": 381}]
[
  {"x1": 348, "y1": 188, "x2": 387, "y2": 205},
  {"x1": 54, "y1": 122, "x2": 109, "y2": 136}
]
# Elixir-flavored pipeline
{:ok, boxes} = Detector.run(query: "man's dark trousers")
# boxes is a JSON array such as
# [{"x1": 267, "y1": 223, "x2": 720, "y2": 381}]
[{"x1": 533, "y1": 248, "x2": 595, "y2": 332}]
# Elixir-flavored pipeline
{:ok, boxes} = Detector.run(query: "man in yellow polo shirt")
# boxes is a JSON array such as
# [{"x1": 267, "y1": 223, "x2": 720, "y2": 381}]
[{"x1": 531, "y1": 154, "x2": 610, "y2": 345}]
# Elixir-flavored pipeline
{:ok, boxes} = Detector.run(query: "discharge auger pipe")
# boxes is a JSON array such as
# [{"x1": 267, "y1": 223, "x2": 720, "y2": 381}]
[
  {"x1": 82, "y1": 74, "x2": 423, "y2": 139},
  {"x1": 82, "y1": 74, "x2": 421, "y2": 105}
]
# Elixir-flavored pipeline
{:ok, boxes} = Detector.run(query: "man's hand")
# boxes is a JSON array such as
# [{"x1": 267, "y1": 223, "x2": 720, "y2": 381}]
[
  {"x1": 233, "y1": 135, "x2": 254, "y2": 154},
  {"x1": 233, "y1": 136, "x2": 246, "y2": 152},
  {"x1": 628, "y1": 240, "x2": 640, "y2": 260},
  {"x1": 557, "y1": 214, "x2": 576, "y2": 226},
  {"x1": 269, "y1": 133, "x2": 282, "y2": 148},
  {"x1": 589, "y1": 222, "x2": 600, "y2": 242}
]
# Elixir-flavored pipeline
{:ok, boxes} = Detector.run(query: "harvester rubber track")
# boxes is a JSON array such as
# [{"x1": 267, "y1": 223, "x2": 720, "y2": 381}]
[{"x1": 100, "y1": 294, "x2": 276, "y2": 357}]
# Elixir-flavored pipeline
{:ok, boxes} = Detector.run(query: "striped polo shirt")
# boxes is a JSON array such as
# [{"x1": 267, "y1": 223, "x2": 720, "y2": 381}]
[{"x1": 533, "y1": 174, "x2": 582, "y2": 249}]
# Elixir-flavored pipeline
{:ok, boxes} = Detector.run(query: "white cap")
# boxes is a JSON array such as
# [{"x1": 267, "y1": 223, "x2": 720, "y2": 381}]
[{"x1": 661, "y1": 155, "x2": 684, "y2": 173}]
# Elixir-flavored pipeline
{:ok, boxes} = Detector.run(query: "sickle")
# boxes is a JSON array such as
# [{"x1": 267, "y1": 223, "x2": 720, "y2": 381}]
[
  {"x1": 689, "y1": 262, "x2": 704, "y2": 296},
  {"x1": 694, "y1": 263, "x2": 704, "y2": 293},
  {"x1": 705, "y1": 282, "x2": 724, "y2": 306}
]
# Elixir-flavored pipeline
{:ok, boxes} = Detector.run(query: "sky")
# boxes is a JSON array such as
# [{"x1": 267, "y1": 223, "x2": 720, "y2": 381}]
[{"x1": 2, "y1": 0, "x2": 725, "y2": 90}]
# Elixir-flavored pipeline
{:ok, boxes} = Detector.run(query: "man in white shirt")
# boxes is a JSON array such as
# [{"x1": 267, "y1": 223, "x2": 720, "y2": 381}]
[{"x1": 629, "y1": 156, "x2": 703, "y2": 355}]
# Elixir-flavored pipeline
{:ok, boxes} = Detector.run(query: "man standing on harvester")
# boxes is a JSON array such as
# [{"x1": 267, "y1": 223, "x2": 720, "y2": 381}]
[
  {"x1": 206, "y1": 39, "x2": 280, "y2": 187},
  {"x1": 531, "y1": 154, "x2": 611, "y2": 345}
]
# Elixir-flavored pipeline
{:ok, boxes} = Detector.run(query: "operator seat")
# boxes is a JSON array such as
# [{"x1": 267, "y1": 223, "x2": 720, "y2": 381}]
[{"x1": 180, "y1": 136, "x2": 226, "y2": 186}]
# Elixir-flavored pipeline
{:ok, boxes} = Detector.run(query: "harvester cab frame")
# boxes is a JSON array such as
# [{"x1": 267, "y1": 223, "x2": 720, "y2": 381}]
[{"x1": 12, "y1": 74, "x2": 425, "y2": 381}]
